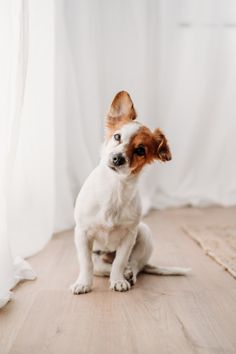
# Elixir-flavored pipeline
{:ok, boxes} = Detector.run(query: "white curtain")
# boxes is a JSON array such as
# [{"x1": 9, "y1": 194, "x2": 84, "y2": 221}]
[
  {"x1": 1, "y1": 0, "x2": 236, "y2": 308},
  {"x1": 0, "y1": 0, "x2": 54, "y2": 307}
]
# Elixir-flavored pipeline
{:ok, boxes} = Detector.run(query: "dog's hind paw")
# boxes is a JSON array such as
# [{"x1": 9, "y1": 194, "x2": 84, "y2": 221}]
[{"x1": 124, "y1": 267, "x2": 137, "y2": 286}]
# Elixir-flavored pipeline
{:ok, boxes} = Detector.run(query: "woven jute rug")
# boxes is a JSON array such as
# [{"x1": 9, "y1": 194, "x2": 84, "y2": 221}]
[{"x1": 183, "y1": 225, "x2": 236, "y2": 278}]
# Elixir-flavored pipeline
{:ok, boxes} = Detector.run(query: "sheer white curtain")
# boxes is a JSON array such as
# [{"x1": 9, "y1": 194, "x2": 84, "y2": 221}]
[
  {"x1": 0, "y1": 0, "x2": 54, "y2": 307},
  {"x1": 1, "y1": 0, "x2": 236, "y2": 308}
]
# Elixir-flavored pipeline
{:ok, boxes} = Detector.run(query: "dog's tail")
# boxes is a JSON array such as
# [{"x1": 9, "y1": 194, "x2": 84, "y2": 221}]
[{"x1": 142, "y1": 264, "x2": 191, "y2": 276}]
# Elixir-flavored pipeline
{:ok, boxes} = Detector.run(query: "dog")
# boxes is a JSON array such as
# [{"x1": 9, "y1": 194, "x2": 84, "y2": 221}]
[{"x1": 71, "y1": 91, "x2": 190, "y2": 294}]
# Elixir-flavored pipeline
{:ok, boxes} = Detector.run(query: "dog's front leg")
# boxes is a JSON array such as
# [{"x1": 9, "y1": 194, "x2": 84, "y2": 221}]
[
  {"x1": 71, "y1": 227, "x2": 94, "y2": 294},
  {"x1": 110, "y1": 229, "x2": 137, "y2": 292}
]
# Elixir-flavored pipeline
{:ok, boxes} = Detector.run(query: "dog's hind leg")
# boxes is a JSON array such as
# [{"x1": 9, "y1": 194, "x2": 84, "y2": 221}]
[
  {"x1": 124, "y1": 222, "x2": 190, "y2": 285},
  {"x1": 124, "y1": 222, "x2": 153, "y2": 285}
]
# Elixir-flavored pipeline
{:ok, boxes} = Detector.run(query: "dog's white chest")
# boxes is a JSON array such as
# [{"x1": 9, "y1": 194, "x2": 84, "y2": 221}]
[
  {"x1": 93, "y1": 225, "x2": 127, "y2": 252},
  {"x1": 92, "y1": 203, "x2": 135, "y2": 251},
  {"x1": 74, "y1": 163, "x2": 141, "y2": 252}
]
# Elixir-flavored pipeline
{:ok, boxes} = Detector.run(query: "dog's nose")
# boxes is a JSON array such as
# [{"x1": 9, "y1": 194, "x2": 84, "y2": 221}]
[{"x1": 112, "y1": 153, "x2": 126, "y2": 166}]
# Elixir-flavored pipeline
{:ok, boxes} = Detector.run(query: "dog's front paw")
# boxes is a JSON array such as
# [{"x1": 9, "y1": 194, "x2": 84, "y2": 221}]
[
  {"x1": 124, "y1": 267, "x2": 137, "y2": 286},
  {"x1": 110, "y1": 278, "x2": 131, "y2": 292},
  {"x1": 70, "y1": 281, "x2": 92, "y2": 295}
]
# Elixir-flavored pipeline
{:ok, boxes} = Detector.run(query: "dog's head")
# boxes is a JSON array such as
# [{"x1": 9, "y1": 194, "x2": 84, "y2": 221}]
[{"x1": 102, "y1": 91, "x2": 171, "y2": 176}]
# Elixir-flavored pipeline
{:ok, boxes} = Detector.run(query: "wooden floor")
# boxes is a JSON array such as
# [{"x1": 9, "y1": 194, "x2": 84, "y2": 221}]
[{"x1": 1, "y1": 207, "x2": 236, "y2": 354}]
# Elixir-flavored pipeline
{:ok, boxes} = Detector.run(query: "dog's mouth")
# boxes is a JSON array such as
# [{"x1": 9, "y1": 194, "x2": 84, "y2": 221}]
[{"x1": 108, "y1": 164, "x2": 117, "y2": 172}]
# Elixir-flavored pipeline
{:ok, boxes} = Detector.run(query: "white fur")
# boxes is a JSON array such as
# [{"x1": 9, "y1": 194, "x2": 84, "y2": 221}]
[{"x1": 71, "y1": 122, "x2": 190, "y2": 294}]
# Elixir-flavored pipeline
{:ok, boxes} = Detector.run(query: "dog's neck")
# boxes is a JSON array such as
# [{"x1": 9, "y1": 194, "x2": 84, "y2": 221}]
[{"x1": 99, "y1": 161, "x2": 140, "y2": 204}]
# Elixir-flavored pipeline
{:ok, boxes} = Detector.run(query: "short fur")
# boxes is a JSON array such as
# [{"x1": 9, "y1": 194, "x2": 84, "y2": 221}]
[{"x1": 71, "y1": 91, "x2": 190, "y2": 294}]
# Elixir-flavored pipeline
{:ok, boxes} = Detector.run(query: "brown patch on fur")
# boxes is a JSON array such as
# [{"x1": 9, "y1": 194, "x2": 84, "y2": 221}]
[
  {"x1": 126, "y1": 126, "x2": 172, "y2": 174},
  {"x1": 102, "y1": 251, "x2": 116, "y2": 264},
  {"x1": 106, "y1": 91, "x2": 136, "y2": 138},
  {"x1": 153, "y1": 128, "x2": 172, "y2": 162}
]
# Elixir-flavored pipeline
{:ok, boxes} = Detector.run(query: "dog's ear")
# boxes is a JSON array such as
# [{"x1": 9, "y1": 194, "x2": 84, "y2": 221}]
[
  {"x1": 106, "y1": 91, "x2": 136, "y2": 134},
  {"x1": 153, "y1": 128, "x2": 172, "y2": 162}
]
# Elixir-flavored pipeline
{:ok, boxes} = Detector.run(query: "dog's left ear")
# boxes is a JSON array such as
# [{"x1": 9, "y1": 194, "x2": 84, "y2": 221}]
[
  {"x1": 153, "y1": 128, "x2": 172, "y2": 162},
  {"x1": 106, "y1": 91, "x2": 136, "y2": 134}
]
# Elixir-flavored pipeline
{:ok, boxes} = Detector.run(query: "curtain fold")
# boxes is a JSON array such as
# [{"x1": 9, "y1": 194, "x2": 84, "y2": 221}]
[
  {"x1": 0, "y1": 0, "x2": 24, "y2": 309},
  {"x1": 0, "y1": 0, "x2": 54, "y2": 308}
]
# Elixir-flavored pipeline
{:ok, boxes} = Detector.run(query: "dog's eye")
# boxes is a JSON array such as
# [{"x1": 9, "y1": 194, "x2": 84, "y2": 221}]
[
  {"x1": 134, "y1": 146, "x2": 145, "y2": 156},
  {"x1": 114, "y1": 133, "x2": 121, "y2": 142}
]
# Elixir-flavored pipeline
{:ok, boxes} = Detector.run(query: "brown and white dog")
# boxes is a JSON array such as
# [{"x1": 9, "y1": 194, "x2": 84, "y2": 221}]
[{"x1": 71, "y1": 91, "x2": 190, "y2": 294}]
